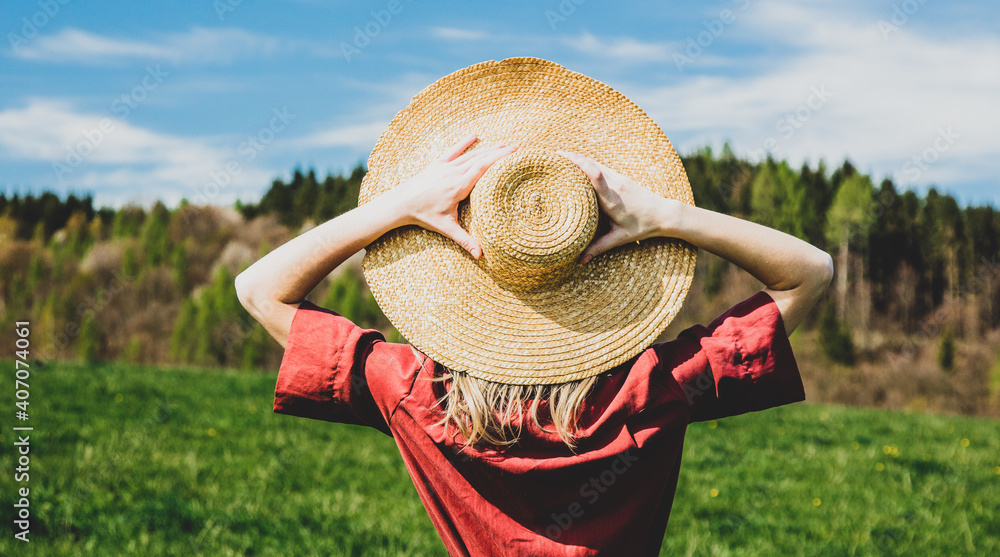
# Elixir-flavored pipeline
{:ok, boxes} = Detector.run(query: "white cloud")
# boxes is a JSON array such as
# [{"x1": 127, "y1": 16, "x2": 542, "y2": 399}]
[
  {"x1": 12, "y1": 27, "x2": 281, "y2": 65},
  {"x1": 623, "y1": 0, "x2": 1000, "y2": 199},
  {"x1": 562, "y1": 32, "x2": 676, "y2": 64},
  {"x1": 431, "y1": 27, "x2": 490, "y2": 41},
  {"x1": 295, "y1": 122, "x2": 387, "y2": 150},
  {"x1": 0, "y1": 99, "x2": 275, "y2": 208}
]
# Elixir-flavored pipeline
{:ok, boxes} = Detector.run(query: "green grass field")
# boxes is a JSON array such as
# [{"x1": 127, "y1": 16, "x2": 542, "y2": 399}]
[{"x1": 1, "y1": 360, "x2": 998, "y2": 556}]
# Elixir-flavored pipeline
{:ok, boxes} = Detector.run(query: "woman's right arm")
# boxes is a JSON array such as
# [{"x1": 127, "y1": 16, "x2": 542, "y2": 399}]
[{"x1": 558, "y1": 151, "x2": 834, "y2": 336}]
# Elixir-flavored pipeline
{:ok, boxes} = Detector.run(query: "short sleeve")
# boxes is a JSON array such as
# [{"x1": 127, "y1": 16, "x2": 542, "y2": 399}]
[
  {"x1": 272, "y1": 300, "x2": 394, "y2": 435},
  {"x1": 668, "y1": 290, "x2": 805, "y2": 422}
]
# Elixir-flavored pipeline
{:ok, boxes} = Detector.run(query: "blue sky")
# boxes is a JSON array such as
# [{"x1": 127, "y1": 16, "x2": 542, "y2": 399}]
[{"x1": 1, "y1": 0, "x2": 998, "y2": 209}]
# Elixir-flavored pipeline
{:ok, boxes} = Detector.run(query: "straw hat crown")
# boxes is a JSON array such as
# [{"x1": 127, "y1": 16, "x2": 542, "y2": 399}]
[
  {"x1": 359, "y1": 57, "x2": 697, "y2": 385},
  {"x1": 467, "y1": 148, "x2": 599, "y2": 292}
]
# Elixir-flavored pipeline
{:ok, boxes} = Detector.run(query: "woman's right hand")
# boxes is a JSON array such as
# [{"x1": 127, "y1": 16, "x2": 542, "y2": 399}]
[
  {"x1": 390, "y1": 134, "x2": 517, "y2": 259},
  {"x1": 557, "y1": 151, "x2": 681, "y2": 264}
]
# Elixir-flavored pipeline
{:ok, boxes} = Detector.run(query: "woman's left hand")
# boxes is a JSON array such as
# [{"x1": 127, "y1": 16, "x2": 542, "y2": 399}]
[
  {"x1": 390, "y1": 133, "x2": 517, "y2": 259},
  {"x1": 558, "y1": 150, "x2": 679, "y2": 264}
]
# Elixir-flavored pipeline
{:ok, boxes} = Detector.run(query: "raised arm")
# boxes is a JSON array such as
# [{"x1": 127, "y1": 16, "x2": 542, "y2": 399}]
[
  {"x1": 235, "y1": 135, "x2": 516, "y2": 348},
  {"x1": 559, "y1": 151, "x2": 833, "y2": 336}
]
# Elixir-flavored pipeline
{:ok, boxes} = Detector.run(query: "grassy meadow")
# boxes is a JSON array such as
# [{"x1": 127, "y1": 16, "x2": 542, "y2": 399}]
[{"x1": 1, "y1": 360, "x2": 998, "y2": 556}]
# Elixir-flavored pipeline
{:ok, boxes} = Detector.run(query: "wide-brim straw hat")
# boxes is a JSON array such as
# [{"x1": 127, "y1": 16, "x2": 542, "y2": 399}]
[{"x1": 358, "y1": 57, "x2": 696, "y2": 385}]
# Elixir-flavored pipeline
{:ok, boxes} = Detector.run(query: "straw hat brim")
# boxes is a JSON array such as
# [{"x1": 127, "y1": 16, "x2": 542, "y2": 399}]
[{"x1": 359, "y1": 57, "x2": 697, "y2": 385}]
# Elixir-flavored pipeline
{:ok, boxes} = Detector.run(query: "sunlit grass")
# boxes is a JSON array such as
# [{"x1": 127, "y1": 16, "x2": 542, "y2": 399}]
[
  {"x1": 1, "y1": 360, "x2": 997, "y2": 556},
  {"x1": 668, "y1": 402, "x2": 1000, "y2": 556}
]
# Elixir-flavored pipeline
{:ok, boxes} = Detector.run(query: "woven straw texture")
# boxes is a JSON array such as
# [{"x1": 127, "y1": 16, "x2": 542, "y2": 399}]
[{"x1": 359, "y1": 57, "x2": 697, "y2": 385}]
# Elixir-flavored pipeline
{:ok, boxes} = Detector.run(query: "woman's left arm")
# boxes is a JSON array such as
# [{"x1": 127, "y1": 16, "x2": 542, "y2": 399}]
[{"x1": 235, "y1": 135, "x2": 516, "y2": 348}]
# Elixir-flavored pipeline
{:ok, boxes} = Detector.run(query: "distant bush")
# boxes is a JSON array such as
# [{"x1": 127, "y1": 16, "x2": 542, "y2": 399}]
[
  {"x1": 819, "y1": 302, "x2": 855, "y2": 366},
  {"x1": 76, "y1": 314, "x2": 101, "y2": 363},
  {"x1": 938, "y1": 326, "x2": 955, "y2": 372},
  {"x1": 321, "y1": 266, "x2": 383, "y2": 330}
]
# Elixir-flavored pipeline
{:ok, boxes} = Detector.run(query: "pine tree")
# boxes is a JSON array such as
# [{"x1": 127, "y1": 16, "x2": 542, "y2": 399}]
[
  {"x1": 704, "y1": 257, "x2": 727, "y2": 299},
  {"x1": 989, "y1": 349, "x2": 1000, "y2": 403},
  {"x1": 323, "y1": 268, "x2": 363, "y2": 323},
  {"x1": 938, "y1": 326, "x2": 955, "y2": 372},
  {"x1": 170, "y1": 243, "x2": 190, "y2": 292},
  {"x1": 193, "y1": 285, "x2": 221, "y2": 366},
  {"x1": 825, "y1": 173, "x2": 876, "y2": 319},
  {"x1": 170, "y1": 298, "x2": 197, "y2": 363},
  {"x1": 33, "y1": 293, "x2": 59, "y2": 362},
  {"x1": 63, "y1": 210, "x2": 90, "y2": 256},
  {"x1": 0, "y1": 210, "x2": 19, "y2": 242},
  {"x1": 140, "y1": 201, "x2": 171, "y2": 267},
  {"x1": 240, "y1": 325, "x2": 269, "y2": 371},
  {"x1": 819, "y1": 302, "x2": 855, "y2": 366},
  {"x1": 77, "y1": 314, "x2": 101, "y2": 363},
  {"x1": 749, "y1": 160, "x2": 812, "y2": 240},
  {"x1": 191, "y1": 265, "x2": 243, "y2": 366},
  {"x1": 122, "y1": 245, "x2": 139, "y2": 281},
  {"x1": 27, "y1": 254, "x2": 44, "y2": 292},
  {"x1": 32, "y1": 221, "x2": 46, "y2": 245},
  {"x1": 88, "y1": 214, "x2": 106, "y2": 243},
  {"x1": 321, "y1": 267, "x2": 385, "y2": 329},
  {"x1": 111, "y1": 205, "x2": 145, "y2": 238},
  {"x1": 121, "y1": 335, "x2": 143, "y2": 364}
]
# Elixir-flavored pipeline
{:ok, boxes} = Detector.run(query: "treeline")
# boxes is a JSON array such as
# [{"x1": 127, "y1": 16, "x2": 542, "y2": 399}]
[
  {"x1": 234, "y1": 166, "x2": 366, "y2": 229},
  {"x1": 683, "y1": 145, "x2": 1000, "y2": 332},
  {"x1": 0, "y1": 191, "x2": 114, "y2": 243},
  {"x1": 0, "y1": 165, "x2": 384, "y2": 373},
  {"x1": 1, "y1": 150, "x2": 998, "y2": 415}
]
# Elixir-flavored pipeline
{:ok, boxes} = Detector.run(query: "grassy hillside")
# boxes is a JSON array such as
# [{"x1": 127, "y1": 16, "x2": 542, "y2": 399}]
[{"x1": 1, "y1": 360, "x2": 997, "y2": 556}]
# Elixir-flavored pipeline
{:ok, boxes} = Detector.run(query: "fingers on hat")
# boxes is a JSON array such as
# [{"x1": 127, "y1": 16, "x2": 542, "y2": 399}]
[
  {"x1": 480, "y1": 144, "x2": 518, "y2": 166},
  {"x1": 453, "y1": 142, "x2": 509, "y2": 166},
  {"x1": 438, "y1": 219, "x2": 482, "y2": 259},
  {"x1": 459, "y1": 145, "x2": 517, "y2": 178},
  {"x1": 581, "y1": 228, "x2": 630, "y2": 264},
  {"x1": 558, "y1": 150, "x2": 604, "y2": 182},
  {"x1": 439, "y1": 133, "x2": 478, "y2": 161}
]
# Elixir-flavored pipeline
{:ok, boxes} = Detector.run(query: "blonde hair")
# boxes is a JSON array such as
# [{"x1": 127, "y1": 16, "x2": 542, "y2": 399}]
[{"x1": 431, "y1": 367, "x2": 598, "y2": 450}]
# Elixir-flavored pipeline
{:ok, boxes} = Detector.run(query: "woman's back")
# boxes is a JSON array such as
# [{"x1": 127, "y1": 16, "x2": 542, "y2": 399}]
[
  {"x1": 237, "y1": 58, "x2": 833, "y2": 556},
  {"x1": 273, "y1": 291, "x2": 804, "y2": 556}
]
